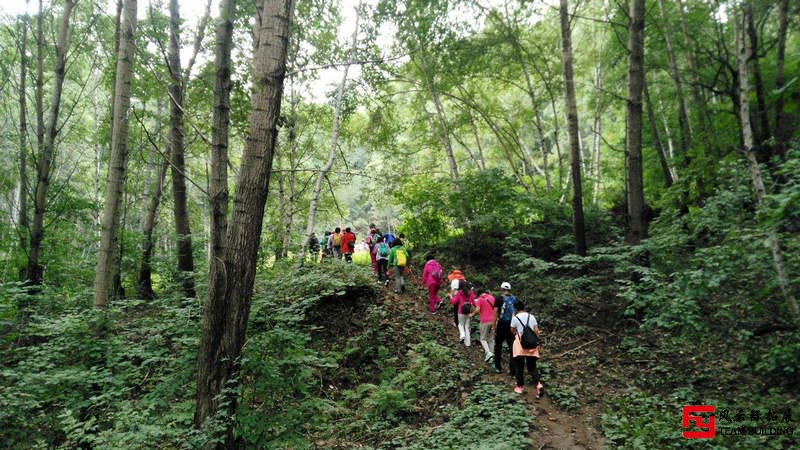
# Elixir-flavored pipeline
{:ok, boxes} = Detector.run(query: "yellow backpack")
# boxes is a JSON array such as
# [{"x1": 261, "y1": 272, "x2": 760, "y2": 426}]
[{"x1": 396, "y1": 249, "x2": 407, "y2": 267}]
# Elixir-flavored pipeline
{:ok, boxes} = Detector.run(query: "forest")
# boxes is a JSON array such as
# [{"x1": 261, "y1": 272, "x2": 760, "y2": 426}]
[{"x1": 0, "y1": 0, "x2": 798, "y2": 448}]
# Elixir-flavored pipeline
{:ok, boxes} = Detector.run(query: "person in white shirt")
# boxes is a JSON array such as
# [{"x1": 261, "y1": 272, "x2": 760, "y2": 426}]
[{"x1": 509, "y1": 300, "x2": 543, "y2": 397}]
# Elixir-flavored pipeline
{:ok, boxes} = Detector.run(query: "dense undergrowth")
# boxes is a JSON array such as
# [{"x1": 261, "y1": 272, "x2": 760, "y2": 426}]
[
  {"x1": 400, "y1": 159, "x2": 799, "y2": 448},
  {"x1": 0, "y1": 261, "x2": 533, "y2": 448}
]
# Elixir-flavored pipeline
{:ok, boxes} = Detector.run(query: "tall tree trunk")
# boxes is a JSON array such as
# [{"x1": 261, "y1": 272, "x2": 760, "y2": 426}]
[
  {"x1": 208, "y1": 0, "x2": 234, "y2": 304},
  {"x1": 559, "y1": 0, "x2": 587, "y2": 256},
  {"x1": 644, "y1": 79, "x2": 674, "y2": 188},
  {"x1": 168, "y1": 0, "x2": 196, "y2": 298},
  {"x1": 626, "y1": 0, "x2": 647, "y2": 244},
  {"x1": 138, "y1": 159, "x2": 168, "y2": 300},
  {"x1": 17, "y1": 4, "x2": 30, "y2": 251},
  {"x1": 592, "y1": 64, "x2": 602, "y2": 205},
  {"x1": 27, "y1": 0, "x2": 76, "y2": 287},
  {"x1": 514, "y1": 41, "x2": 550, "y2": 192},
  {"x1": 745, "y1": 0, "x2": 770, "y2": 157},
  {"x1": 735, "y1": 8, "x2": 799, "y2": 327},
  {"x1": 138, "y1": 100, "x2": 166, "y2": 300},
  {"x1": 656, "y1": 0, "x2": 691, "y2": 152},
  {"x1": 93, "y1": 0, "x2": 137, "y2": 308},
  {"x1": 282, "y1": 91, "x2": 298, "y2": 258},
  {"x1": 773, "y1": 0, "x2": 789, "y2": 159},
  {"x1": 299, "y1": 12, "x2": 358, "y2": 259},
  {"x1": 194, "y1": 2, "x2": 295, "y2": 444}
]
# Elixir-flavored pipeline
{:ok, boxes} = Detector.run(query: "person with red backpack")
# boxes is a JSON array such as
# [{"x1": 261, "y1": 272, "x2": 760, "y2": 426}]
[{"x1": 421, "y1": 256, "x2": 444, "y2": 314}]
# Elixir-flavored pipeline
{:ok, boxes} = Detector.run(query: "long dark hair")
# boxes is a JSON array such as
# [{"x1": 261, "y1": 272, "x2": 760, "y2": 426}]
[{"x1": 458, "y1": 279, "x2": 471, "y2": 295}]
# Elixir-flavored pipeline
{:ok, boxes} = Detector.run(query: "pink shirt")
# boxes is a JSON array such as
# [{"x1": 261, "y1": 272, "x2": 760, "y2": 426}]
[
  {"x1": 450, "y1": 289, "x2": 475, "y2": 311},
  {"x1": 475, "y1": 293, "x2": 496, "y2": 323}
]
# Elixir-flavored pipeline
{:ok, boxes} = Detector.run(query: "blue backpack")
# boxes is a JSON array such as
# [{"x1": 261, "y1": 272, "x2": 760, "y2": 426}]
[{"x1": 499, "y1": 295, "x2": 517, "y2": 322}]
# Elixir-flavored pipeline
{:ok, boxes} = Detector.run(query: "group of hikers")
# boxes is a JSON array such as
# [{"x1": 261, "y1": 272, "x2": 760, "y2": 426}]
[
  {"x1": 312, "y1": 224, "x2": 411, "y2": 293},
  {"x1": 310, "y1": 223, "x2": 541, "y2": 396},
  {"x1": 421, "y1": 258, "x2": 543, "y2": 397}
]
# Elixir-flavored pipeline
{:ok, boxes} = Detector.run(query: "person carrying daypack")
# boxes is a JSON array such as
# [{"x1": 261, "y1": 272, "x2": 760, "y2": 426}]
[
  {"x1": 366, "y1": 224, "x2": 380, "y2": 273},
  {"x1": 421, "y1": 256, "x2": 444, "y2": 314},
  {"x1": 341, "y1": 227, "x2": 356, "y2": 263},
  {"x1": 450, "y1": 279, "x2": 476, "y2": 347},
  {"x1": 447, "y1": 269, "x2": 466, "y2": 328},
  {"x1": 383, "y1": 232, "x2": 395, "y2": 246},
  {"x1": 510, "y1": 300, "x2": 542, "y2": 397},
  {"x1": 374, "y1": 236, "x2": 390, "y2": 284},
  {"x1": 309, "y1": 232, "x2": 320, "y2": 260},
  {"x1": 492, "y1": 282, "x2": 517, "y2": 375},
  {"x1": 471, "y1": 291, "x2": 496, "y2": 363},
  {"x1": 330, "y1": 227, "x2": 343, "y2": 259},
  {"x1": 388, "y1": 239, "x2": 409, "y2": 293}
]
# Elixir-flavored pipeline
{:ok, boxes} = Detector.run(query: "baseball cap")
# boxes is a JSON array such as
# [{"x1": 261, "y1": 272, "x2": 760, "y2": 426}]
[{"x1": 500, "y1": 282, "x2": 511, "y2": 290}]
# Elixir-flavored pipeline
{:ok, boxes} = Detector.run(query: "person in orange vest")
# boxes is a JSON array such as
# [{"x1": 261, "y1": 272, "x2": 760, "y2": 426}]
[{"x1": 447, "y1": 269, "x2": 466, "y2": 328}]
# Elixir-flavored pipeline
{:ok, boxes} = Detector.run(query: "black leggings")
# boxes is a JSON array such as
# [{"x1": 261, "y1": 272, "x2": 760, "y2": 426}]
[
  {"x1": 513, "y1": 355, "x2": 539, "y2": 388},
  {"x1": 493, "y1": 321, "x2": 514, "y2": 372}
]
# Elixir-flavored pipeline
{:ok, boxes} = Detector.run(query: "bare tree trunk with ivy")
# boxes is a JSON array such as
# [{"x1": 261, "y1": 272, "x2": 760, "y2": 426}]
[
  {"x1": 27, "y1": 0, "x2": 76, "y2": 287},
  {"x1": 94, "y1": 0, "x2": 137, "y2": 308},
  {"x1": 735, "y1": 7, "x2": 799, "y2": 328},
  {"x1": 299, "y1": 12, "x2": 359, "y2": 261},
  {"x1": 195, "y1": 1, "x2": 295, "y2": 444},
  {"x1": 559, "y1": 0, "x2": 586, "y2": 256}
]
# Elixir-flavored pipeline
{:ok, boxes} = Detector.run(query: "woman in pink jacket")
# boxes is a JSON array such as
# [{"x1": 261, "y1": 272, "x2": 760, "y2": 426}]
[
  {"x1": 450, "y1": 280, "x2": 476, "y2": 346},
  {"x1": 421, "y1": 256, "x2": 444, "y2": 313},
  {"x1": 470, "y1": 292, "x2": 496, "y2": 363}
]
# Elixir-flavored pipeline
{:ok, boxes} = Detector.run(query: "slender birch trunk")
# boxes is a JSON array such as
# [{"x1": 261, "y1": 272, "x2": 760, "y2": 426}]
[
  {"x1": 592, "y1": 64, "x2": 602, "y2": 205},
  {"x1": 644, "y1": 79, "x2": 674, "y2": 188},
  {"x1": 559, "y1": 0, "x2": 586, "y2": 255},
  {"x1": 138, "y1": 159, "x2": 168, "y2": 300},
  {"x1": 735, "y1": 7, "x2": 799, "y2": 327},
  {"x1": 299, "y1": 11, "x2": 359, "y2": 259},
  {"x1": 656, "y1": 0, "x2": 691, "y2": 152},
  {"x1": 27, "y1": 0, "x2": 76, "y2": 286},
  {"x1": 94, "y1": 0, "x2": 137, "y2": 308}
]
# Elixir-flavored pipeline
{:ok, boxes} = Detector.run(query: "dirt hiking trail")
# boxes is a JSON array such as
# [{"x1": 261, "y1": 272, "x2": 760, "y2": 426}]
[{"x1": 391, "y1": 282, "x2": 607, "y2": 449}]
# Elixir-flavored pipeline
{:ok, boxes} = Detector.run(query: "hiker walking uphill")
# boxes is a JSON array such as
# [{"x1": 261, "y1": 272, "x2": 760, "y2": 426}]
[
  {"x1": 388, "y1": 239, "x2": 410, "y2": 293},
  {"x1": 447, "y1": 269, "x2": 466, "y2": 328},
  {"x1": 492, "y1": 282, "x2": 517, "y2": 375},
  {"x1": 341, "y1": 227, "x2": 356, "y2": 263},
  {"x1": 421, "y1": 256, "x2": 444, "y2": 314},
  {"x1": 471, "y1": 291, "x2": 496, "y2": 363},
  {"x1": 375, "y1": 236, "x2": 390, "y2": 284},
  {"x1": 329, "y1": 227, "x2": 343, "y2": 259},
  {"x1": 451, "y1": 280, "x2": 476, "y2": 347},
  {"x1": 510, "y1": 300, "x2": 543, "y2": 397},
  {"x1": 366, "y1": 224, "x2": 381, "y2": 274}
]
